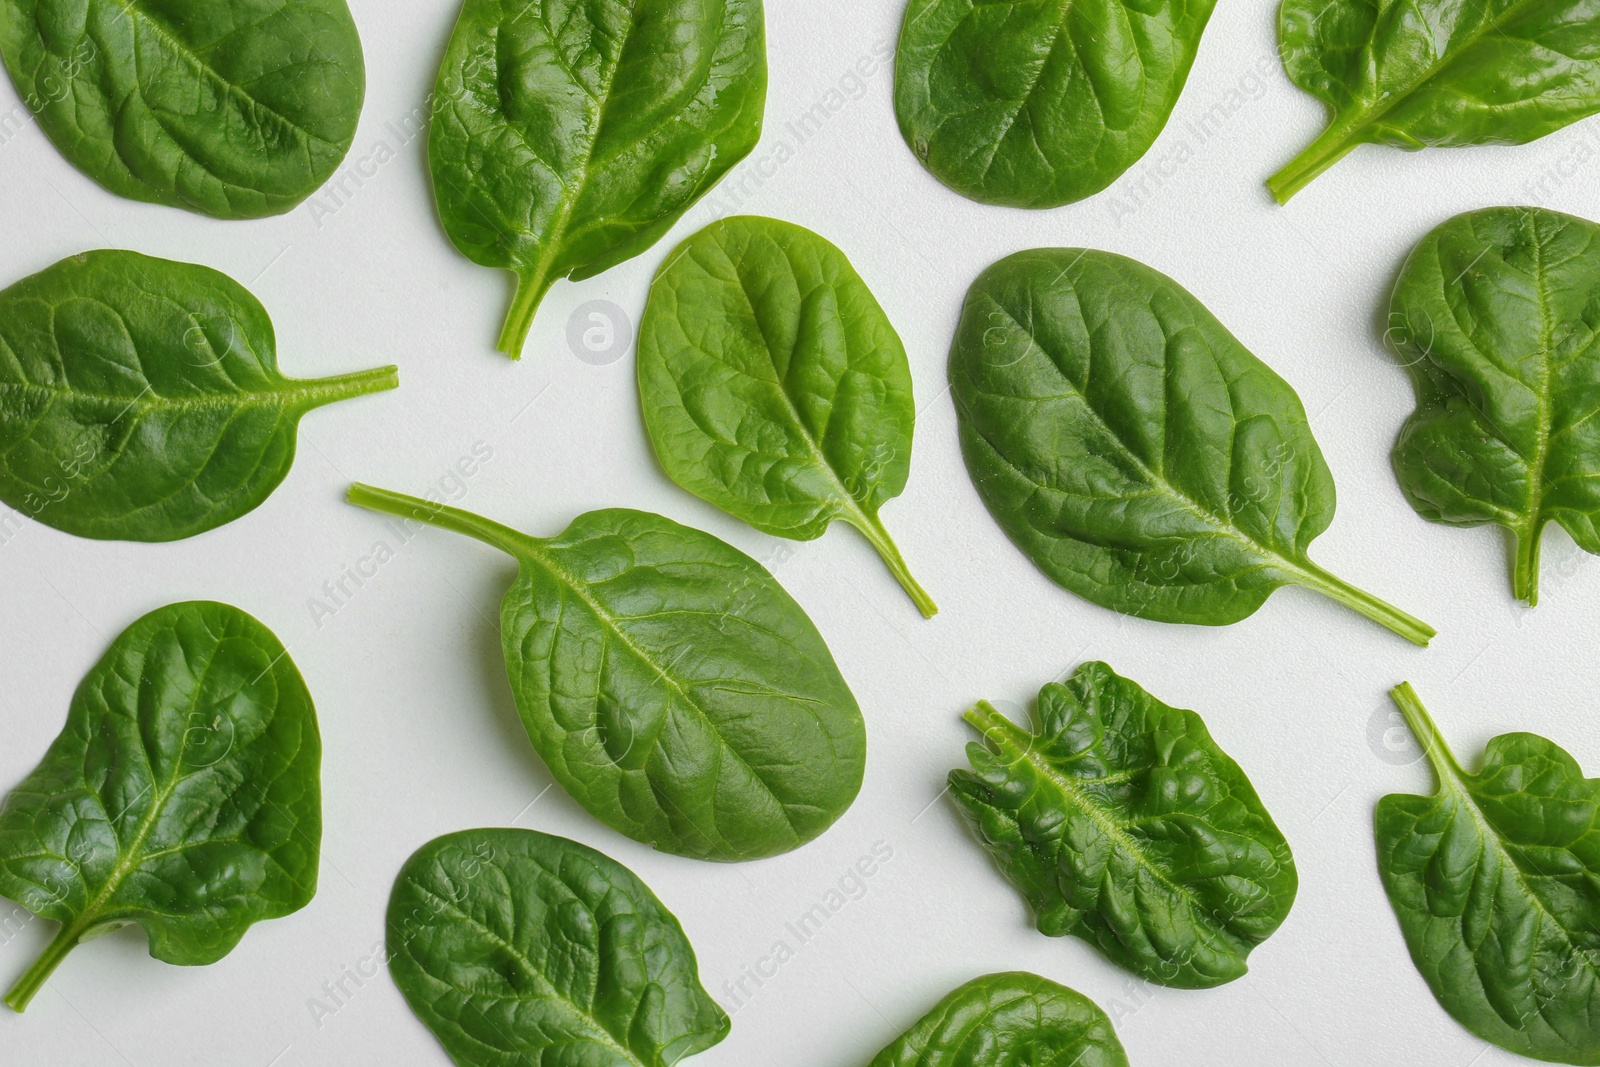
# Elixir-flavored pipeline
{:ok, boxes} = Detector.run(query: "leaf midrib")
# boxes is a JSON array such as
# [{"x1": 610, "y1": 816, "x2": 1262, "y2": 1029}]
[{"x1": 0, "y1": 376, "x2": 352, "y2": 413}]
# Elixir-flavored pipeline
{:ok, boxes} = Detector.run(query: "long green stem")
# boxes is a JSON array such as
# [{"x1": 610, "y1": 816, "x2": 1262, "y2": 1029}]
[
  {"x1": 1389, "y1": 682, "x2": 1462, "y2": 786},
  {"x1": 853, "y1": 513, "x2": 938, "y2": 618},
  {"x1": 5, "y1": 925, "x2": 81, "y2": 1012},
  {"x1": 347, "y1": 483, "x2": 528, "y2": 557},
  {"x1": 497, "y1": 269, "x2": 558, "y2": 361},
  {"x1": 1266, "y1": 121, "x2": 1362, "y2": 204},
  {"x1": 298, "y1": 364, "x2": 400, "y2": 409},
  {"x1": 1295, "y1": 562, "x2": 1436, "y2": 646},
  {"x1": 1513, "y1": 523, "x2": 1544, "y2": 606}
]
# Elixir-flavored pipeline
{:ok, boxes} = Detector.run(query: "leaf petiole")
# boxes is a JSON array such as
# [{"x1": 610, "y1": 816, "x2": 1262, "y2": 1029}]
[
  {"x1": 1513, "y1": 523, "x2": 1544, "y2": 606},
  {"x1": 1389, "y1": 682, "x2": 1463, "y2": 785},
  {"x1": 4, "y1": 924, "x2": 81, "y2": 1013},
  {"x1": 297, "y1": 364, "x2": 400, "y2": 409},
  {"x1": 853, "y1": 513, "x2": 938, "y2": 618},
  {"x1": 1293, "y1": 562, "x2": 1435, "y2": 646},
  {"x1": 347, "y1": 484, "x2": 529, "y2": 558},
  {"x1": 1266, "y1": 122, "x2": 1361, "y2": 204},
  {"x1": 497, "y1": 269, "x2": 559, "y2": 361}
]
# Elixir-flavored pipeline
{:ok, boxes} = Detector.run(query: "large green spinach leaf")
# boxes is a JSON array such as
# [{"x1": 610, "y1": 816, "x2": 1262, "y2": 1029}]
[
  {"x1": 1378, "y1": 683, "x2": 1600, "y2": 1064},
  {"x1": 1389, "y1": 206, "x2": 1600, "y2": 605},
  {"x1": 950, "y1": 247, "x2": 1435, "y2": 644},
  {"x1": 429, "y1": 0, "x2": 768, "y2": 359},
  {"x1": 894, "y1": 0, "x2": 1218, "y2": 208},
  {"x1": 0, "y1": 0, "x2": 365, "y2": 219},
  {"x1": 0, "y1": 601, "x2": 320, "y2": 1012},
  {"x1": 866, "y1": 972, "x2": 1128, "y2": 1067},
  {"x1": 0, "y1": 250, "x2": 398, "y2": 542},
  {"x1": 1270, "y1": 0, "x2": 1600, "y2": 203},
  {"x1": 389, "y1": 828, "x2": 727, "y2": 1067},
  {"x1": 347, "y1": 484, "x2": 865, "y2": 861},
  {"x1": 951, "y1": 662, "x2": 1296, "y2": 989},
  {"x1": 638, "y1": 216, "x2": 935, "y2": 617}
]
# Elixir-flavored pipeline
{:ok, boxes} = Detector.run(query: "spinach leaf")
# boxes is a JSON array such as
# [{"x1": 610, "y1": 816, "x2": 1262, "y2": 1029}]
[
  {"x1": 1270, "y1": 0, "x2": 1600, "y2": 203},
  {"x1": 429, "y1": 0, "x2": 767, "y2": 360},
  {"x1": 1389, "y1": 206, "x2": 1600, "y2": 606},
  {"x1": 1378, "y1": 683, "x2": 1600, "y2": 1064},
  {"x1": 893, "y1": 0, "x2": 1218, "y2": 208},
  {"x1": 638, "y1": 216, "x2": 936, "y2": 617},
  {"x1": 950, "y1": 247, "x2": 1435, "y2": 645},
  {"x1": 389, "y1": 828, "x2": 727, "y2": 1067},
  {"x1": 951, "y1": 662, "x2": 1296, "y2": 989},
  {"x1": 0, "y1": 250, "x2": 398, "y2": 542},
  {"x1": 866, "y1": 972, "x2": 1128, "y2": 1067},
  {"x1": 0, "y1": 601, "x2": 320, "y2": 1013},
  {"x1": 347, "y1": 484, "x2": 865, "y2": 862},
  {"x1": 0, "y1": 0, "x2": 365, "y2": 219}
]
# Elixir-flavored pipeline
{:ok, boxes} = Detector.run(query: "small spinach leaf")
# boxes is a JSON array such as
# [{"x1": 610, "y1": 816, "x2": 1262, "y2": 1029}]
[
  {"x1": 1378, "y1": 683, "x2": 1600, "y2": 1064},
  {"x1": 638, "y1": 216, "x2": 936, "y2": 617},
  {"x1": 950, "y1": 247, "x2": 1434, "y2": 644},
  {"x1": 866, "y1": 972, "x2": 1128, "y2": 1067},
  {"x1": 429, "y1": 0, "x2": 768, "y2": 359},
  {"x1": 894, "y1": 0, "x2": 1219, "y2": 208},
  {"x1": 389, "y1": 828, "x2": 727, "y2": 1067},
  {"x1": 347, "y1": 484, "x2": 865, "y2": 862},
  {"x1": 1270, "y1": 0, "x2": 1600, "y2": 202},
  {"x1": 0, "y1": 601, "x2": 321, "y2": 1012},
  {"x1": 951, "y1": 662, "x2": 1297, "y2": 989},
  {"x1": 1389, "y1": 206, "x2": 1600, "y2": 605},
  {"x1": 0, "y1": 250, "x2": 398, "y2": 542},
  {"x1": 0, "y1": 0, "x2": 365, "y2": 219}
]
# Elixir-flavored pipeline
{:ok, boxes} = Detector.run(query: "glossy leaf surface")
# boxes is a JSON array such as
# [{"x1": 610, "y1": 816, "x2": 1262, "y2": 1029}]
[
  {"x1": 949, "y1": 247, "x2": 1434, "y2": 644},
  {"x1": 0, "y1": 0, "x2": 365, "y2": 218},
  {"x1": 347, "y1": 485, "x2": 865, "y2": 862},
  {"x1": 429, "y1": 0, "x2": 768, "y2": 359},
  {"x1": 0, "y1": 250, "x2": 398, "y2": 542},
  {"x1": 894, "y1": 0, "x2": 1218, "y2": 208},
  {"x1": 389, "y1": 828, "x2": 727, "y2": 1067},
  {"x1": 951, "y1": 662, "x2": 1296, "y2": 988},
  {"x1": 1270, "y1": 0, "x2": 1600, "y2": 202},
  {"x1": 0, "y1": 601, "x2": 320, "y2": 1011},
  {"x1": 638, "y1": 216, "x2": 935, "y2": 617},
  {"x1": 1378, "y1": 683, "x2": 1600, "y2": 1064}
]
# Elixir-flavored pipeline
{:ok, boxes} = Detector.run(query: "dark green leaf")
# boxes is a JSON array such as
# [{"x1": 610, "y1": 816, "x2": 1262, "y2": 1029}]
[
  {"x1": 893, "y1": 0, "x2": 1219, "y2": 208},
  {"x1": 866, "y1": 971, "x2": 1128, "y2": 1067},
  {"x1": 429, "y1": 0, "x2": 768, "y2": 359},
  {"x1": 0, "y1": 601, "x2": 321, "y2": 1012},
  {"x1": 1269, "y1": 0, "x2": 1600, "y2": 202},
  {"x1": 346, "y1": 484, "x2": 865, "y2": 862},
  {"x1": 1389, "y1": 205, "x2": 1600, "y2": 606},
  {"x1": 949, "y1": 247, "x2": 1434, "y2": 644},
  {"x1": 0, "y1": 250, "x2": 398, "y2": 542},
  {"x1": 1378, "y1": 683, "x2": 1600, "y2": 1064},
  {"x1": 0, "y1": 0, "x2": 365, "y2": 219},
  {"x1": 388, "y1": 828, "x2": 727, "y2": 1067},
  {"x1": 638, "y1": 216, "x2": 936, "y2": 617},
  {"x1": 951, "y1": 662, "x2": 1296, "y2": 989}
]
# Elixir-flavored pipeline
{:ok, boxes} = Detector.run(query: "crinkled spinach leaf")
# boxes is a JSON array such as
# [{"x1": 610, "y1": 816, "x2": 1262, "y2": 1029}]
[
  {"x1": 1389, "y1": 205, "x2": 1600, "y2": 605},
  {"x1": 0, "y1": 601, "x2": 321, "y2": 1012},
  {"x1": 389, "y1": 827, "x2": 727, "y2": 1067},
  {"x1": 638, "y1": 216, "x2": 936, "y2": 617},
  {"x1": 866, "y1": 971, "x2": 1128, "y2": 1067},
  {"x1": 429, "y1": 0, "x2": 768, "y2": 359},
  {"x1": 1270, "y1": 0, "x2": 1600, "y2": 202},
  {"x1": 1378, "y1": 683, "x2": 1600, "y2": 1064},
  {"x1": 0, "y1": 250, "x2": 398, "y2": 542},
  {"x1": 951, "y1": 662, "x2": 1296, "y2": 989},
  {"x1": 347, "y1": 484, "x2": 865, "y2": 862},
  {"x1": 949, "y1": 247, "x2": 1434, "y2": 644},
  {"x1": 0, "y1": 0, "x2": 365, "y2": 219},
  {"x1": 894, "y1": 0, "x2": 1218, "y2": 208}
]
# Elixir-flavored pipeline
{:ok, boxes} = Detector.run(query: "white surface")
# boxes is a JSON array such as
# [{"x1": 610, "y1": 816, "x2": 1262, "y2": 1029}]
[{"x1": 2, "y1": 2, "x2": 1597, "y2": 1065}]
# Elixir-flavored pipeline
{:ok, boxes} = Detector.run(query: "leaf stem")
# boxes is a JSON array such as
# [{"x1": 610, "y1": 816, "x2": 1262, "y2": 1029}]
[
  {"x1": 852, "y1": 513, "x2": 938, "y2": 618},
  {"x1": 5, "y1": 925, "x2": 81, "y2": 1012},
  {"x1": 962, "y1": 700, "x2": 1028, "y2": 749},
  {"x1": 1266, "y1": 121, "x2": 1362, "y2": 204},
  {"x1": 1293, "y1": 562, "x2": 1435, "y2": 646},
  {"x1": 1389, "y1": 682, "x2": 1463, "y2": 785},
  {"x1": 1513, "y1": 523, "x2": 1543, "y2": 606},
  {"x1": 498, "y1": 269, "x2": 558, "y2": 361},
  {"x1": 298, "y1": 364, "x2": 400, "y2": 409},
  {"x1": 346, "y1": 484, "x2": 530, "y2": 558}
]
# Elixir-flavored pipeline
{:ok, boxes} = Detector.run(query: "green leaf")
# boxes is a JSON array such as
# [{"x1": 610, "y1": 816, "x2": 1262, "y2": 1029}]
[
  {"x1": 638, "y1": 216, "x2": 936, "y2": 618},
  {"x1": 0, "y1": 0, "x2": 365, "y2": 219},
  {"x1": 428, "y1": 0, "x2": 768, "y2": 359},
  {"x1": 950, "y1": 662, "x2": 1297, "y2": 989},
  {"x1": 1269, "y1": 0, "x2": 1600, "y2": 203},
  {"x1": 0, "y1": 250, "x2": 398, "y2": 542},
  {"x1": 1377, "y1": 683, "x2": 1600, "y2": 1064},
  {"x1": 388, "y1": 828, "x2": 728, "y2": 1067},
  {"x1": 1388, "y1": 205, "x2": 1600, "y2": 606},
  {"x1": 0, "y1": 601, "x2": 321, "y2": 1012},
  {"x1": 346, "y1": 484, "x2": 865, "y2": 862},
  {"x1": 893, "y1": 0, "x2": 1219, "y2": 208},
  {"x1": 866, "y1": 971, "x2": 1128, "y2": 1067},
  {"x1": 949, "y1": 247, "x2": 1435, "y2": 645}
]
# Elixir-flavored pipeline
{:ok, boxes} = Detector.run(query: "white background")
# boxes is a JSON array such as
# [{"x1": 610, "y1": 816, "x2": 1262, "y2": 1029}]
[{"x1": 2, "y1": 1, "x2": 1597, "y2": 1065}]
